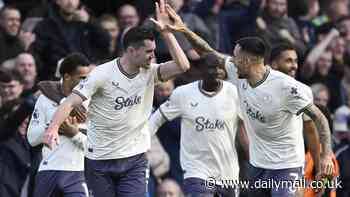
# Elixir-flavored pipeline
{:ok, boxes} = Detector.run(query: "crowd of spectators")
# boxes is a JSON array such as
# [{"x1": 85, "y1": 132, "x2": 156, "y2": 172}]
[{"x1": 0, "y1": 0, "x2": 350, "y2": 196}]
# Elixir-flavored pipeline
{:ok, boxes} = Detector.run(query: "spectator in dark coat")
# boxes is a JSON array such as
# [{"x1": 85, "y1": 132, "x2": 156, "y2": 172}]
[
  {"x1": 0, "y1": 69, "x2": 35, "y2": 197},
  {"x1": 30, "y1": 0, "x2": 110, "y2": 80},
  {"x1": 195, "y1": 0, "x2": 263, "y2": 54},
  {"x1": 333, "y1": 105, "x2": 350, "y2": 197},
  {"x1": 258, "y1": 0, "x2": 306, "y2": 53},
  {"x1": 0, "y1": 6, "x2": 25, "y2": 64}
]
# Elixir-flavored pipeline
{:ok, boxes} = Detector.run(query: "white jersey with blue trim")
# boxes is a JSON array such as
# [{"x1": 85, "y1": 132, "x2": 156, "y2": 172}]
[
  {"x1": 157, "y1": 81, "x2": 242, "y2": 181},
  {"x1": 73, "y1": 58, "x2": 162, "y2": 160},
  {"x1": 225, "y1": 57, "x2": 313, "y2": 169},
  {"x1": 27, "y1": 95, "x2": 87, "y2": 172}
]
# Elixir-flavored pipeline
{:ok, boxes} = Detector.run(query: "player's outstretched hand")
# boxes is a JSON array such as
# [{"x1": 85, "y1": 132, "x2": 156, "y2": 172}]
[
  {"x1": 165, "y1": 4, "x2": 187, "y2": 33},
  {"x1": 314, "y1": 172, "x2": 326, "y2": 196},
  {"x1": 321, "y1": 154, "x2": 334, "y2": 176},
  {"x1": 43, "y1": 125, "x2": 60, "y2": 149},
  {"x1": 150, "y1": 0, "x2": 171, "y2": 32}
]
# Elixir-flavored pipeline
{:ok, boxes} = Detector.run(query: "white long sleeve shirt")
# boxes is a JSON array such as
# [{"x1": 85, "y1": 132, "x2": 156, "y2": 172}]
[{"x1": 27, "y1": 94, "x2": 87, "y2": 172}]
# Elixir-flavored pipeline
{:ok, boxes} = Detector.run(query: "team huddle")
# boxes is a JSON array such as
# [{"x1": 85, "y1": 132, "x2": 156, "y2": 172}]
[{"x1": 27, "y1": 0, "x2": 335, "y2": 197}]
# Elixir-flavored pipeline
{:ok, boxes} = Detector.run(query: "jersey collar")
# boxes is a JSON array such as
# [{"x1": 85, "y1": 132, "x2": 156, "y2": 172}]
[
  {"x1": 198, "y1": 80, "x2": 223, "y2": 97},
  {"x1": 116, "y1": 58, "x2": 139, "y2": 79},
  {"x1": 250, "y1": 66, "x2": 270, "y2": 88}
]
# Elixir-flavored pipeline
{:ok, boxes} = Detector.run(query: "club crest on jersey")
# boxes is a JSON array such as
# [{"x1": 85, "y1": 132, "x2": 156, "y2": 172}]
[
  {"x1": 290, "y1": 87, "x2": 302, "y2": 99},
  {"x1": 114, "y1": 95, "x2": 142, "y2": 110},
  {"x1": 291, "y1": 87, "x2": 298, "y2": 95},
  {"x1": 195, "y1": 116, "x2": 225, "y2": 132},
  {"x1": 243, "y1": 100, "x2": 266, "y2": 123}
]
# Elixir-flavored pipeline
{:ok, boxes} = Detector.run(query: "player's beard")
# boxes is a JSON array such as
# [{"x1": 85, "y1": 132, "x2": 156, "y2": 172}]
[
  {"x1": 287, "y1": 69, "x2": 297, "y2": 78},
  {"x1": 141, "y1": 58, "x2": 152, "y2": 69},
  {"x1": 141, "y1": 63, "x2": 150, "y2": 69}
]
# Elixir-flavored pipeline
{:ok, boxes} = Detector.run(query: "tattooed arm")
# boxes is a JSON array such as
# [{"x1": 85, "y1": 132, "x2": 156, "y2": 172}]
[
  {"x1": 302, "y1": 104, "x2": 334, "y2": 177},
  {"x1": 165, "y1": 4, "x2": 227, "y2": 65},
  {"x1": 303, "y1": 118, "x2": 321, "y2": 173}
]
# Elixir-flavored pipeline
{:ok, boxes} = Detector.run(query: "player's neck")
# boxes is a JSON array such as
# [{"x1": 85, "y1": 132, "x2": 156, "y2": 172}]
[
  {"x1": 248, "y1": 64, "x2": 268, "y2": 87},
  {"x1": 201, "y1": 79, "x2": 222, "y2": 92},
  {"x1": 61, "y1": 82, "x2": 71, "y2": 97},
  {"x1": 119, "y1": 56, "x2": 140, "y2": 75}
]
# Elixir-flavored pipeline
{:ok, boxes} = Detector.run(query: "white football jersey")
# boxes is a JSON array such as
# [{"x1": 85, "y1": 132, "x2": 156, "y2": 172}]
[
  {"x1": 158, "y1": 81, "x2": 241, "y2": 181},
  {"x1": 27, "y1": 95, "x2": 87, "y2": 172},
  {"x1": 225, "y1": 58, "x2": 313, "y2": 169},
  {"x1": 73, "y1": 58, "x2": 161, "y2": 160}
]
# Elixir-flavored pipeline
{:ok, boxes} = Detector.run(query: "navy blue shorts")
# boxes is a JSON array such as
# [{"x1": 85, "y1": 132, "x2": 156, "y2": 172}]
[
  {"x1": 84, "y1": 153, "x2": 148, "y2": 197},
  {"x1": 33, "y1": 171, "x2": 88, "y2": 197},
  {"x1": 183, "y1": 178, "x2": 238, "y2": 197},
  {"x1": 247, "y1": 163, "x2": 303, "y2": 197}
]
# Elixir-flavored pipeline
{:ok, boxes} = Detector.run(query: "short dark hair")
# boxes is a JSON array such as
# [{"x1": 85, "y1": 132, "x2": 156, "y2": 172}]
[
  {"x1": 59, "y1": 53, "x2": 90, "y2": 76},
  {"x1": 236, "y1": 37, "x2": 267, "y2": 58},
  {"x1": 0, "y1": 5, "x2": 19, "y2": 19},
  {"x1": 122, "y1": 26, "x2": 154, "y2": 50},
  {"x1": 0, "y1": 69, "x2": 24, "y2": 84},
  {"x1": 193, "y1": 52, "x2": 222, "y2": 68},
  {"x1": 269, "y1": 43, "x2": 296, "y2": 63},
  {"x1": 98, "y1": 14, "x2": 118, "y2": 25},
  {"x1": 336, "y1": 15, "x2": 350, "y2": 25},
  {"x1": 315, "y1": 22, "x2": 334, "y2": 37}
]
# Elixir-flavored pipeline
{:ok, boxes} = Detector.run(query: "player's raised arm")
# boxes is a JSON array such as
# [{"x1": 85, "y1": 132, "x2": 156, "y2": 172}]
[
  {"x1": 165, "y1": 4, "x2": 227, "y2": 65},
  {"x1": 149, "y1": 0, "x2": 190, "y2": 81}
]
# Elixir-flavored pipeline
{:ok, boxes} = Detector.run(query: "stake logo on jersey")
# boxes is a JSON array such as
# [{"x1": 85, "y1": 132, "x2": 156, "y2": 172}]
[
  {"x1": 243, "y1": 100, "x2": 266, "y2": 123},
  {"x1": 195, "y1": 116, "x2": 225, "y2": 132},
  {"x1": 114, "y1": 95, "x2": 142, "y2": 110}
]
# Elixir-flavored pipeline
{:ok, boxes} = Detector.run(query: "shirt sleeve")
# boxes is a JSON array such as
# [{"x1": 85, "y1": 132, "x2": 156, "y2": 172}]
[
  {"x1": 302, "y1": 114, "x2": 312, "y2": 121},
  {"x1": 158, "y1": 88, "x2": 183, "y2": 122},
  {"x1": 224, "y1": 57, "x2": 238, "y2": 86},
  {"x1": 72, "y1": 67, "x2": 105, "y2": 100},
  {"x1": 234, "y1": 87, "x2": 243, "y2": 119},
  {"x1": 283, "y1": 80, "x2": 313, "y2": 115},
  {"x1": 150, "y1": 63, "x2": 162, "y2": 84},
  {"x1": 27, "y1": 95, "x2": 48, "y2": 146}
]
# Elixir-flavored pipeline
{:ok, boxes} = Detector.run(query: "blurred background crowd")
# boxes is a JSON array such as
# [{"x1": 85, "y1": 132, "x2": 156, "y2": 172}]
[{"x1": 0, "y1": 0, "x2": 350, "y2": 197}]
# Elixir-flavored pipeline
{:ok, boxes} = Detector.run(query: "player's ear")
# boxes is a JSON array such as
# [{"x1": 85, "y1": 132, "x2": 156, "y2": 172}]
[
  {"x1": 126, "y1": 46, "x2": 136, "y2": 54},
  {"x1": 63, "y1": 73, "x2": 71, "y2": 81},
  {"x1": 270, "y1": 61, "x2": 278, "y2": 69}
]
